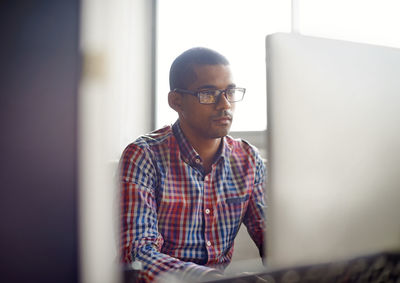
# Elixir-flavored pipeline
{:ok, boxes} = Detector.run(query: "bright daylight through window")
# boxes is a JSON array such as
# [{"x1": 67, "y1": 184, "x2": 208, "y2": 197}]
[
  {"x1": 156, "y1": 0, "x2": 291, "y2": 131},
  {"x1": 156, "y1": 0, "x2": 400, "y2": 132}
]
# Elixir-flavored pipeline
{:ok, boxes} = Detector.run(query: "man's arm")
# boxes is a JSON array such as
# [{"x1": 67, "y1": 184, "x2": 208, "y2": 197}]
[
  {"x1": 120, "y1": 143, "x2": 221, "y2": 282},
  {"x1": 242, "y1": 153, "x2": 266, "y2": 258}
]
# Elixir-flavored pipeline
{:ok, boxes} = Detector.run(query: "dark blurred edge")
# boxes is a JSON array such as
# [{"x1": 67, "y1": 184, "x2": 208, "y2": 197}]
[{"x1": 0, "y1": 0, "x2": 80, "y2": 282}]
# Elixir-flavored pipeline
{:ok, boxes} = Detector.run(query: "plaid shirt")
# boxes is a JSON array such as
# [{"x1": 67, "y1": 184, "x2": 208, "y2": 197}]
[{"x1": 120, "y1": 121, "x2": 266, "y2": 282}]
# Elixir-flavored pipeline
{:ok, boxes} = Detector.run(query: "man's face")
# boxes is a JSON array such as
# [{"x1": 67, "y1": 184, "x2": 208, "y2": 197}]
[{"x1": 178, "y1": 64, "x2": 236, "y2": 140}]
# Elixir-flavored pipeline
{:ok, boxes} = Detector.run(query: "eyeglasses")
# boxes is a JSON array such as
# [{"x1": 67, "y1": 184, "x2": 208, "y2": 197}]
[{"x1": 174, "y1": 87, "x2": 246, "y2": 104}]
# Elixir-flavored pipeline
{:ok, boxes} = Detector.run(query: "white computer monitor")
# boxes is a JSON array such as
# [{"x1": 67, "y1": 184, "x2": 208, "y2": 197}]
[{"x1": 265, "y1": 33, "x2": 400, "y2": 268}]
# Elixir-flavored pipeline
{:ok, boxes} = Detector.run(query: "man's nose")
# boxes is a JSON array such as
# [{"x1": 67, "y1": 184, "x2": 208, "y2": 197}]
[{"x1": 215, "y1": 91, "x2": 232, "y2": 110}]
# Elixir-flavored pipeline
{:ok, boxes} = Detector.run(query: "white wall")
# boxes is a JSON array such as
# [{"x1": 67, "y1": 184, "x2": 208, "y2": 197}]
[{"x1": 79, "y1": 1, "x2": 154, "y2": 282}]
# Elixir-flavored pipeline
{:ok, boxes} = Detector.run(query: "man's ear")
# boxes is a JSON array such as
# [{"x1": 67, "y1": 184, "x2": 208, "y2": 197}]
[{"x1": 168, "y1": 90, "x2": 184, "y2": 113}]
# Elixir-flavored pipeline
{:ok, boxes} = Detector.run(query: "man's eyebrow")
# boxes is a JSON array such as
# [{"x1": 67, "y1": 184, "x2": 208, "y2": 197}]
[{"x1": 197, "y1": 83, "x2": 236, "y2": 90}]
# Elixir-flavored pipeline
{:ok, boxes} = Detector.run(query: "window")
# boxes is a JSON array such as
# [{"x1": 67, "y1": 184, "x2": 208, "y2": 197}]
[
  {"x1": 298, "y1": 0, "x2": 400, "y2": 48},
  {"x1": 156, "y1": 0, "x2": 291, "y2": 131},
  {"x1": 156, "y1": 0, "x2": 400, "y2": 134}
]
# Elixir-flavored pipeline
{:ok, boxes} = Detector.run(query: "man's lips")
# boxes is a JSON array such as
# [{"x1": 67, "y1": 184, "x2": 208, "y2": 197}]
[{"x1": 212, "y1": 116, "x2": 232, "y2": 122}]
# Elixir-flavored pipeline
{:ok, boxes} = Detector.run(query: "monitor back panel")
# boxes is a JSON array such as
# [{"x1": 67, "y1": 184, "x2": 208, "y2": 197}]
[{"x1": 265, "y1": 33, "x2": 400, "y2": 268}]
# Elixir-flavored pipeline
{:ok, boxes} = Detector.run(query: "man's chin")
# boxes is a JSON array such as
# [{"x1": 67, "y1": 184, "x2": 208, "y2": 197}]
[{"x1": 208, "y1": 126, "x2": 231, "y2": 139}]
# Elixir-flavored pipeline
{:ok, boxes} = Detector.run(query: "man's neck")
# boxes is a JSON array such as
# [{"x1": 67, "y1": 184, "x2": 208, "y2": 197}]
[
  {"x1": 178, "y1": 122, "x2": 223, "y2": 173},
  {"x1": 190, "y1": 137, "x2": 221, "y2": 174},
  {"x1": 190, "y1": 136, "x2": 221, "y2": 160}
]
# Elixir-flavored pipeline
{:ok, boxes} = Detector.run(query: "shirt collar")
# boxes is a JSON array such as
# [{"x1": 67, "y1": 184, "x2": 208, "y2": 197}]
[{"x1": 172, "y1": 120, "x2": 232, "y2": 167}]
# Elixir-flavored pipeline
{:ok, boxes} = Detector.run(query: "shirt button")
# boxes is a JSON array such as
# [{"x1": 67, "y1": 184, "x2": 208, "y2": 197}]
[
  {"x1": 206, "y1": 241, "x2": 212, "y2": 247},
  {"x1": 195, "y1": 158, "x2": 201, "y2": 164},
  {"x1": 204, "y1": 176, "x2": 209, "y2": 181},
  {"x1": 205, "y1": 208, "x2": 210, "y2": 214}
]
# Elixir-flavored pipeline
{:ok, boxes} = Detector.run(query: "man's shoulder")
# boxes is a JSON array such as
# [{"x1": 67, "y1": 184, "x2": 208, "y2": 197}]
[
  {"x1": 225, "y1": 135, "x2": 259, "y2": 155},
  {"x1": 225, "y1": 136, "x2": 266, "y2": 177},
  {"x1": 124, "y1": 125, "x2": 173, "y2": 154},
  {"x1": 137, "y1": 125, "x2": 173, "y2": 145}
]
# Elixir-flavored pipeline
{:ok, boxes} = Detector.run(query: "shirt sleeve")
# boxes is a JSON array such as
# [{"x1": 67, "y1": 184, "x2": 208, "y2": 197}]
[
  {"x1": 242, "y1": 151, "x2": 266, "y2": 258},
  {"x1": 119, "y1": 142, "x2": 221, "y2": 282}
]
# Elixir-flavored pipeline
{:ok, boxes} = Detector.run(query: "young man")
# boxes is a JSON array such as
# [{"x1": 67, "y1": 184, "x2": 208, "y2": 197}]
[{"x1": 120, "y1": 47, "x2": 266, "y2": 282}]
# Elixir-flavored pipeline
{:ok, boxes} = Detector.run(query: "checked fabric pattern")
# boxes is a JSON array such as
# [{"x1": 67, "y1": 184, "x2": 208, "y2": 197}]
[{"x1": 120, "y1": 121, "x2": 266, "y2": 282}]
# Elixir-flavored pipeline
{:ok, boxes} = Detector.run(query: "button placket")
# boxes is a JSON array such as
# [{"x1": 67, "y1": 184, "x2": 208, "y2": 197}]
[{"x1": 203, "y1": 173, "x2": 215, "y2": 260}]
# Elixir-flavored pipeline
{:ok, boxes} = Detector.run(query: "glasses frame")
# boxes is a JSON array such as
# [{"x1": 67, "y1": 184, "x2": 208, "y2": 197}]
[{"x1": 173, "y1": 87, "x2": 246, "y2": 104}]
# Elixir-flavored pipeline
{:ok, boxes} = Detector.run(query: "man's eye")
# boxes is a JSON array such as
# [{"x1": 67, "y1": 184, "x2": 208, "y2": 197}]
[{"x1": 199, "y1": 91, "x2": 217, "y2": 103}]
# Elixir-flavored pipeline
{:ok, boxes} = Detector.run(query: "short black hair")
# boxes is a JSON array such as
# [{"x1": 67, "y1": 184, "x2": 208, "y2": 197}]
[{"x1": 169, "y1": 47, "x2": 230, "y2": 91}]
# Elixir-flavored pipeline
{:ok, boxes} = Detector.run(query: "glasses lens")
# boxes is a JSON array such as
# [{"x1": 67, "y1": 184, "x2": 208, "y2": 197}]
[
  {"x1": 198, "y1": 88, "x2": 245, "y2": 104},
  {"x1": 227, "y1": 88, "x2": 245, "y2": 102},
  {"x1": 226, "y1": 88, "x2": 236, "y2": 101},
  {"x1": 198, "y1": 90, "x2": 217, "y2": 104}
]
